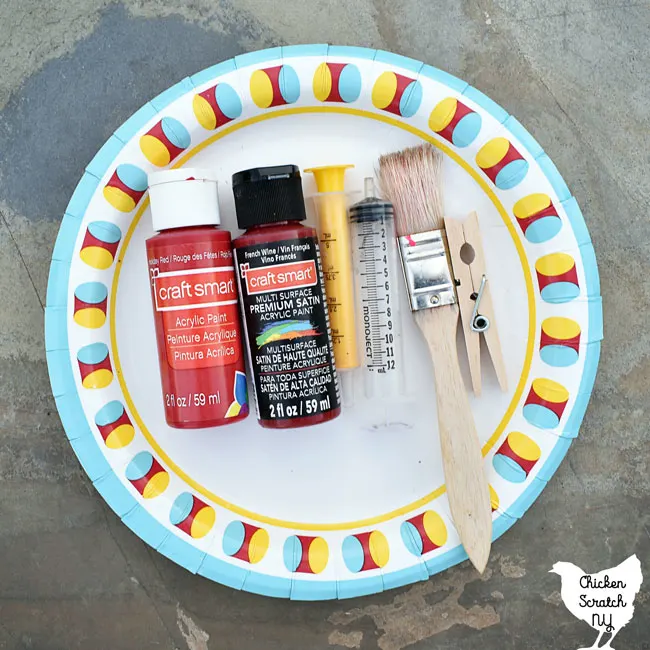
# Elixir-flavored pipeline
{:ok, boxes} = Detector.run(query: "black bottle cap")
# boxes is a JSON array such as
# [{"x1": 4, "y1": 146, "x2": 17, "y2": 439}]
[
  {"x1": 232, "y1": 165, "x2": 307, "y2": 229},
  {"x1": 349, "y1": 196, "x2": 394, "y2": 223}
]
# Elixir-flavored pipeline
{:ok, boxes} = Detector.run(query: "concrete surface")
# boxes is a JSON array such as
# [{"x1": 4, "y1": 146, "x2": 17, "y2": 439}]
[{"x1": 1, "y1": 1, "x2": 649, "y2": 648}]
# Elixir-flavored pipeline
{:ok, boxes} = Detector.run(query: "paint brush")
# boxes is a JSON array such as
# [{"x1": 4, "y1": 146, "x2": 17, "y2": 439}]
[{"x1": 378, "y1": 143, "x2": 492, "y2": 573}]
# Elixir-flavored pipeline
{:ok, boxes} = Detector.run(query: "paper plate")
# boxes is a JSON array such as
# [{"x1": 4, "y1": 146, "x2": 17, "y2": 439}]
[{"x1": 45, "y1": 45, "x2": 602, "y2": 600}]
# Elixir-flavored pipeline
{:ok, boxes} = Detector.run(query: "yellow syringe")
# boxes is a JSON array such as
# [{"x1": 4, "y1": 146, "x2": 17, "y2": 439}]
[{"x1": 306, "y1": 165, "x2": 359, "y2": 370}]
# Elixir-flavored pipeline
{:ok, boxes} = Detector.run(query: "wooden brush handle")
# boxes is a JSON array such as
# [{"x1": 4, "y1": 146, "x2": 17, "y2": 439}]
[{"x1": 415, "y1": 306, "x2": 492, "y2": 573}]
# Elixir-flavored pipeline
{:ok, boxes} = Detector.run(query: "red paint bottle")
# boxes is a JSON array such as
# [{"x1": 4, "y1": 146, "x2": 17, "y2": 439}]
[
  {"x1": 146, "y1": 169, "x2": 248, "y2": 429},
  {"x1": 232, "y1": 165, "x2": 341, "y2": 428}
]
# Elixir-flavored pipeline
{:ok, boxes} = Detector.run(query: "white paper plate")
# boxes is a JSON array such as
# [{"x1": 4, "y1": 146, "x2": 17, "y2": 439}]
[{"x1": 45, "y1": 45, "x2": 602, "y2": 600}]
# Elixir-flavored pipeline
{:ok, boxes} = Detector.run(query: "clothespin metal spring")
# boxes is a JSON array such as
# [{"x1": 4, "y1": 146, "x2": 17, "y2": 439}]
[{"x1": 470, "y1": 275, "x2": 490, "y2": 333}]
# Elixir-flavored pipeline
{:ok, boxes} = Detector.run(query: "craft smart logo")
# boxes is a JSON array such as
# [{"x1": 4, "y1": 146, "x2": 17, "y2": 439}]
[{"x1": 549, "y1": 554, "x2": 643, "y2": 649}]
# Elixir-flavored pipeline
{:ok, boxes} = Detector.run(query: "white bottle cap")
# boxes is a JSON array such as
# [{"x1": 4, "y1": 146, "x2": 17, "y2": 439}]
[{"x1": 148, "y1": 168, "x2": 220, "y2": 231}]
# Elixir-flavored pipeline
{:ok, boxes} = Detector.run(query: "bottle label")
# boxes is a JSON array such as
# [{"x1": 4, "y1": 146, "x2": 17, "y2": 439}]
[
  {"x1": 235, "y1": 237, "x2": 340, "y2": 421},
  {"x1": 148, "y1": 243, "x2": 242, "y2": 370}
]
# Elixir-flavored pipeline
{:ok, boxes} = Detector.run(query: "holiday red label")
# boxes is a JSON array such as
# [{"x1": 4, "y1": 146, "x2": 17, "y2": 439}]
[
  {"x1": 146, "y1": 236, "x2": 248, "y2": 425},
  {"x1": 153, "y1": 268, "x2": 237, "y2": 311},
  {"x1": 152, "y1": 267, "x2": 241, "y2": 370}
]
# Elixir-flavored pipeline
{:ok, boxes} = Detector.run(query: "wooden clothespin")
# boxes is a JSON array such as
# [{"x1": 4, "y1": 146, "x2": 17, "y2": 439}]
[{"x1": 444, "y1": 211, "x2": 507, "y2": 396}]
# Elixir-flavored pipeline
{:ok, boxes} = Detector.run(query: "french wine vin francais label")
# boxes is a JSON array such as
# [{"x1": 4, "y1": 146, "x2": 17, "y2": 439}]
[{"x1": 235, "y1": 237, "x2": 340, "y2": 421}]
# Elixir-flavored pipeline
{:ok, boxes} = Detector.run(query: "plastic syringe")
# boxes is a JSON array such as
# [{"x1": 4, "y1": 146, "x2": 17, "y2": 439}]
[
  {"x1": 306, "y1": 165, "x2": 359, "y2": 371},
  {"x1": 350, "y1": 178, "x2": 403, "y2": 399}
]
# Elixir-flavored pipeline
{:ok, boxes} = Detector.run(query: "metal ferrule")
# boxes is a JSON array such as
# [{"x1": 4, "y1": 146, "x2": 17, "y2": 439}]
[{"x1": 397, "y1": 229, "x2": 457, "y2": 311}]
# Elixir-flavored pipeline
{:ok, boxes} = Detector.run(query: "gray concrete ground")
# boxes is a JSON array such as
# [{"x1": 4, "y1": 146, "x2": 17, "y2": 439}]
[{"x1": 1, "y1": 1, "x2": 649, "y2": 648}]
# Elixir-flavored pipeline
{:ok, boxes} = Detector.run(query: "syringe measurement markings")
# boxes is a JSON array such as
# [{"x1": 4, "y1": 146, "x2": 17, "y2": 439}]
[{"x1": 357, "y1": 224, "x2": 393, "y2": 367}]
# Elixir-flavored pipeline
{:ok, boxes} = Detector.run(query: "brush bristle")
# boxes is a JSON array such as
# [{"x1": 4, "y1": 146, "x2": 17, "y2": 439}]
[{"x1": 377, "y1": 143, "x2": 444, "y2": 237}]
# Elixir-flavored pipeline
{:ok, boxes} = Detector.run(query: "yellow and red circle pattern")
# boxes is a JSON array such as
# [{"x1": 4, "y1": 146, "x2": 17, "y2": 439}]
[
  {"x1": 493, "y1": 432, "x2": 541, "y2": 483},
  {"x1": 126, "y1": 451, "x2": 169, "y2": 499},
  {"x1": 372, "y1": 71, "x2": 422, "y2": 117},
  {"x1": 540, "y1": 317, "x2": 581, "y2": 367},
  {"x1": 79, "y1": 221, "x2": 121, "y2": 270},
  {"x1": 400, "y1": 511, "x2": 448, "y2": 557},
  {"x1": 535, "y1": 253, "x2": 580, "y2": 303},
  {"x1": 313, "y1": 62, "x2": 362, "y2": 103},
  {"x1": 103, "y1": 164, "x2": 148, "y2": 213},
  {"x1": 489, "y1": 485, "x2": 500, "y2": 512},
  {"x1": 193, "y1": 82, "x2": 242, "y2": 130},
  {"x1": 223, "y1": 521, "x2": 270, "y2": 564},
  {"x1": 429, "y1": 97, "x2": 482, "y2": 148},
  {"x1": 140, "y1": 117, "x2": 191, "y2": 167},
  {"x1": 513, "y1": 193, "x2": 562, "y2": 243},
  {"x1": 523, "y1": 378, "x2": 570, "y2": 429},
  {"x1": 77, "y1": 342, "x2": 113, "y2": 389},
  {"x1": 283, "y1": 535, "x2": 329, "y2": 574},
  {"x1": 73, "y1": 282, "x2": 108, "y2": 329},
  {"x1": 476, "y1": 137, "x2": 529, "y2": 190},
  {"x1": 170, "y1": 492, "x2": 216, "y2": 539},
  {"x1": 250, "y1": 65, "x2": 300, "y2": 108},
  {"x1": 95, "y1": 401, "x2": 134, "y2": 449},
  {"x1": 342, "y1": 530, "x2": 389, "y2": 572}
]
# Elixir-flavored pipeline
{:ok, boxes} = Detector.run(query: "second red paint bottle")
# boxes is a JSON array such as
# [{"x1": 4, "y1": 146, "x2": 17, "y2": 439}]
[{"x1": 232, "y1": 165, "x2": 341, "y2": 428}]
